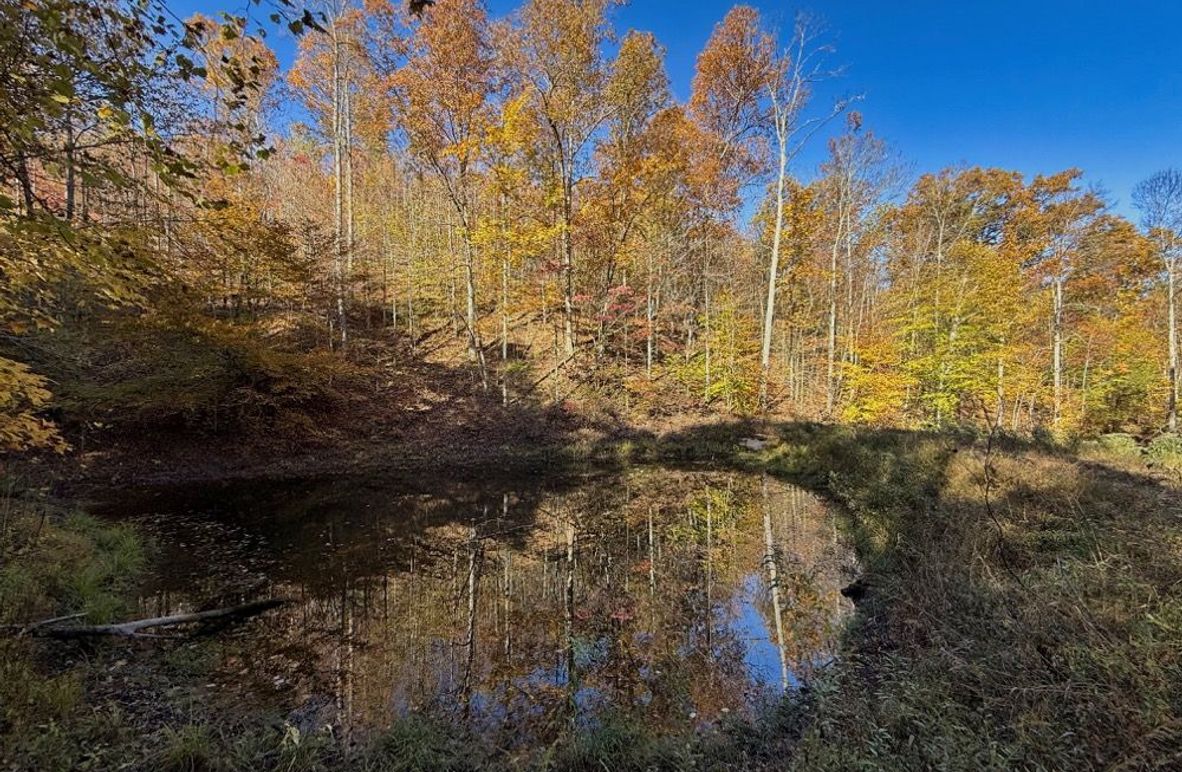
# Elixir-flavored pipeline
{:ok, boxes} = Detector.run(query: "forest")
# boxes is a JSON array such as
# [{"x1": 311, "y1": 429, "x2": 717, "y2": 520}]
[{"x1": 2, "y1": 0, "x2": 1181, "y2": 770}]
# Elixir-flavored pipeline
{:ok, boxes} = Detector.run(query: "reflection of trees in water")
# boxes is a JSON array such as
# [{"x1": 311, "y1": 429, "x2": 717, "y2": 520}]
[
  {"x1": 126, "y1": 470, "x2": 853, "y2": 745},
  {"x1": 756, "y1": 478, "x2": 852, "y2": 687},
  {"x1": 764, "y1": 475, "x2": 791, "y2": 689}
]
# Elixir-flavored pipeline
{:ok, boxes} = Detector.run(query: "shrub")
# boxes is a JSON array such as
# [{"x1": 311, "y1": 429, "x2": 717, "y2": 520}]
[
  {"x1": 1147, "y1": 433, "x2": 1182, "y2": 471},
  {"x1": 1098, "y1": 432, "x2": 1142, "y2": 456}
]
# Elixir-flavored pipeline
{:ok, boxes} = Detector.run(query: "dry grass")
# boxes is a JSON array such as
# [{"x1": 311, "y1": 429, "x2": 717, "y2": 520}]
[{"x1": 735, "y1": 425, "x2": 1182, "y2": 770}]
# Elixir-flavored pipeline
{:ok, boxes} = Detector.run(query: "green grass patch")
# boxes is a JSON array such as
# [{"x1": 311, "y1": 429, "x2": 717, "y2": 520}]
[{"x1": 0, "y1": 484, "x2": 148, "y2": 770}]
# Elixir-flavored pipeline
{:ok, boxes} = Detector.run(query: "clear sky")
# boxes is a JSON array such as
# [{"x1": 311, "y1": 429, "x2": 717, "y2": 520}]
[
  {"x1": 186, "y1": 0, "x2": 1182, "y2": 218},
  {"x1": 586, "y1": 0, "x2": 1182, "y2": 218}
]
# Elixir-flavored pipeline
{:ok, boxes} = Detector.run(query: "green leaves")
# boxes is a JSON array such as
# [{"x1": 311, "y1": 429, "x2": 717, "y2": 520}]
[
  {"x1": 288, "y1": 10, "x2": 325, "y2": 37},
  {"x1": 175, "y1": 53, "x2": 207, "y2": 81}
]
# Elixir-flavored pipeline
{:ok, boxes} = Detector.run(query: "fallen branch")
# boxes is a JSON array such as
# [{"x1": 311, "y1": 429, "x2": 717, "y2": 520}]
[
  {"x1": 0, "y1": 612, "x2": 88, "y2": 637},
  {"x1": 14, "y1": 599, "x2": 290, "y2": 640}
]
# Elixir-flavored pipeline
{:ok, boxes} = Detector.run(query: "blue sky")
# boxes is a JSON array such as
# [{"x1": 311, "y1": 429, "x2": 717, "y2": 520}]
[
  {"x1": 189, "y1": 0, "x2": 1181, "y2": 218},
  {"x1": 596, "y1": 0, "x2": 1182, "y2": 218}
]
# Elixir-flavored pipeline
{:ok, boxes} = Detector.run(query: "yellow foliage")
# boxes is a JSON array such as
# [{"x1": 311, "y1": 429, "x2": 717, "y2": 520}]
[
  {"x1": 842, "y1": 330, "x2": 911, "y2": 424},
  {"x1": 0, "y1": 356, "x2": 65, "y2": 453}
]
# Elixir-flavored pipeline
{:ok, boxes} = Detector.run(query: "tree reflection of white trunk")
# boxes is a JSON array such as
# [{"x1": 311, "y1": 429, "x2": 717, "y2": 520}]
[
  {"x1": 647, "y1": 505, "x2": 656, "y2": 630},
  {"x1": 705, "y1": 495, "x2": 714, "y2": 650},
  {"x1": 462, "y1": 522, "x2": 479, "y2": 718},
  {"x1": 762, "y1": 476, "x2": 790, "y2": 690},
  {"x1": 564, "y1": 518, "x2": 578, "y2": 723},
  {"x1": 503, "y1": 553, "x2": 512, "y2": 659},
  {"x1": 502, "y1": 494, "x2": 512, "y2": 660},
  {"x1": 336, "y1": 573, "x2": 354, "y2": 744}
]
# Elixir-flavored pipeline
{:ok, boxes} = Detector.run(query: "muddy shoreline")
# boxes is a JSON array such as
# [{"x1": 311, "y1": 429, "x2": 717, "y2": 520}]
[{"x1": 42, "y1": 414, "x2": 768, "y2": 493}]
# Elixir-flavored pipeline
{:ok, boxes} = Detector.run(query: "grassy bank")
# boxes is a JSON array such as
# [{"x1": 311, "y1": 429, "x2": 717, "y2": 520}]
[
  {"x1": 0, "y1": 488, "x2": 144, "y2": 769},
  {"x1": 738, "y1": 424, "x2": 1182, "y2": 769},
  {"x1": 0, "y1": 489, "x2": 337, "y2": 771},
  {"x1": 4, "y1": 425, "x2": 1181, "y2": 770}
]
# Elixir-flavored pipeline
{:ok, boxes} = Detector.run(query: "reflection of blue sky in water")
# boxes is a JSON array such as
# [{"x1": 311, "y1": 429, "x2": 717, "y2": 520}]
[
  {"x1": 461, "y1": 568, "x2": 825, "y2": 729},
  {"x1": 102, "y1": 469, "x2": 854, "y2": 742},
  {"x1": 735, "y1": 574, "x2": 801, "y2": 693}
]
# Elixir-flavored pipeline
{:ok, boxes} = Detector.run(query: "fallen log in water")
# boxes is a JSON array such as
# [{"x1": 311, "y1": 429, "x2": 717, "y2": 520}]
[{"x1": 10, "y1": 599, "x2": 289, "y2": 639}]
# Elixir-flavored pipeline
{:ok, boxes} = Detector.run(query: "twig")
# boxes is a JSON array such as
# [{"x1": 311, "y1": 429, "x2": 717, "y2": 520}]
[
  {"x1": 20, "y1": 612, "x2": 87, "y2": 636},
  {"x1": 977, "y1": 399, "x2": 1028, "y2": 591}
]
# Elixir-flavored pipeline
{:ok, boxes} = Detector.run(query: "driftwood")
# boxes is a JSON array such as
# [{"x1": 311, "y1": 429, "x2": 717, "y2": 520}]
[{"x1": 11, "y1": 599, "x2": 289, "y2": 639}]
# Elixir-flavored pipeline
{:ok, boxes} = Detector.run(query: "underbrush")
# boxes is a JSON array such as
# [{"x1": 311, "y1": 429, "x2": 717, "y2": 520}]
[
  {"x1": 0, "y1": 485, "x2": 335, "y2": 771},
  {"x1": 0, "y1": 489, "x2": 143, "y2": 627},
  {"x1": 0, "y1": 484, "x2": 146, "y2": 770},
  {"x1": 11, "y1": 316, "x2": 365, "y2": 443}
]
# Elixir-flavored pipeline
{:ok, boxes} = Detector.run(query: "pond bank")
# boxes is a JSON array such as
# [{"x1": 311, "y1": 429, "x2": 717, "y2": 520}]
[{"x1": 45, "y1": 415, "x2": 785, "y2": 490}]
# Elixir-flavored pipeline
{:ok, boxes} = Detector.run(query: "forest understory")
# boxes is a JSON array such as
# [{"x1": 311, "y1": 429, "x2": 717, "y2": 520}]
[{"x1": 21, "y1": 318, "x2": 763, "y2": 488}]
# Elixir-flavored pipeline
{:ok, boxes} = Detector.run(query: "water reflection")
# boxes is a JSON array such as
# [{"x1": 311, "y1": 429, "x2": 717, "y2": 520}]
[{"x1": 107, "y1": 469, "x2": 855, "y2": 745}]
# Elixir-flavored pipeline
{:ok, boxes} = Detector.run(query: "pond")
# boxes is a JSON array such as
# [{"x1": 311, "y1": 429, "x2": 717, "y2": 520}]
[{"x1": 102, "y1": 467, "x2": 856, "y2": 747}]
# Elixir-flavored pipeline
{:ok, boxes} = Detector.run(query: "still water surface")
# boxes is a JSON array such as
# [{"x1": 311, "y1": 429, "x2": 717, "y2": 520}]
[{"x1": 107, "y1": 468, "x2": 855, "y2": 744}]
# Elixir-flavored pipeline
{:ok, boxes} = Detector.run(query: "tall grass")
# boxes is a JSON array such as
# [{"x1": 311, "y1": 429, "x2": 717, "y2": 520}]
[
  {"x1": 738, "y1": 425, "x2": 1182, "y2": 770},
  {"x1": 0, "y1": 480, "x2": 148, "y2": 770}
]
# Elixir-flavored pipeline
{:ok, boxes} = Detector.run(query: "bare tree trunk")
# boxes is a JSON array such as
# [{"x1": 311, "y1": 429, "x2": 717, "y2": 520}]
[
  {"x1": 64, "y1": 111, "x2": 76, "y2": 221},
  {"x1": 826, "y1": 237, "x2": 839, "y2": 415},
  {"x1": 331, "y1": 21, "x2": 348, "y2": 350},
  {"x1": 932, "y1": 219, "x2": 947, "y2": 428},
  {"x1": 759, "y1": 126, "x2": 788, "y2": 409},
  {"x1": 344, "y1": 74, "x2": 354, "y2": 275},
  {"x1": 646, "y1": 252, "x2": 655, "y2": 379},
  {"x1": 995, "y1": 357, "x2": 1005, "y2": 429},
  {"x1": 560, "y1": 172, "x2": 576, "y2": 356},
  {"x1": 448, "y1": 220, "x2": 459, "y2": 338},
  {"x1": 15, "y1": 155, "x2": 35, "y2": 215},
  {"x1": 407, "y1": 215, "x2": 417, "y2": 352},
  {"x1": 501, "y1": 254, "x2": 510, "y2": 406},
  {"x1": 1052, "y1": 277, "x2": 1064, "y2": 427},
  {"x1": 1168, "y1": 257, "x2": 1178, "y2": 431},
  {"x1": 704, "y1": 274, "x2": 712, "y2": 401},
  {"x1": 462, "y1": 236, "x2": 489, "y2": 391}
]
